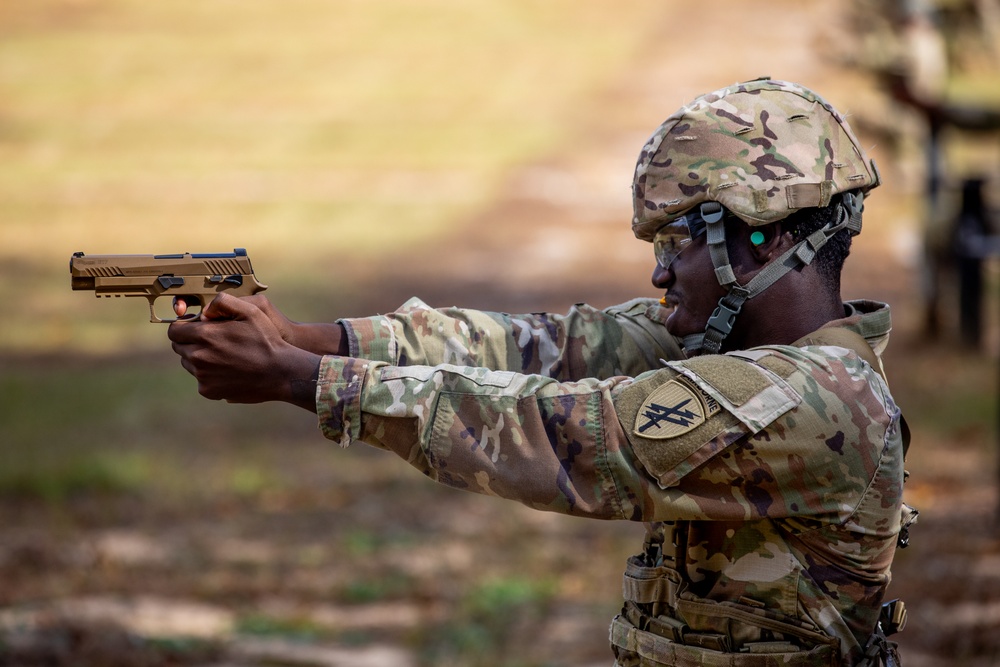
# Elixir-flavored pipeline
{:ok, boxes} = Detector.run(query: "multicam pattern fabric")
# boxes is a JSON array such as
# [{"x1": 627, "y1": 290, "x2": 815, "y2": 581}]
[
  {"x1": 631, "y1": 78, "x2": 881, "y2": 241},
  {"x1": 339, "y1": 296, "x2": 683, "y2": 380},
  {"x1": 321, "y1": 299, "x2": 904, "y2": 665}
]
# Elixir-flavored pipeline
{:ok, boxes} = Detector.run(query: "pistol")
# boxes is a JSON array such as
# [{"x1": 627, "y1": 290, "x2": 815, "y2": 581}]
[{"x1": 70, "y1": 248, "x2": 267, "y2": 322}]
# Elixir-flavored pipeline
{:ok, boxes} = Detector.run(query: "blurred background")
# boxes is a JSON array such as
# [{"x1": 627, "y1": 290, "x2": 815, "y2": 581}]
[{"x1": 1, "y1": 0, "x2": 999, "y2": 665}]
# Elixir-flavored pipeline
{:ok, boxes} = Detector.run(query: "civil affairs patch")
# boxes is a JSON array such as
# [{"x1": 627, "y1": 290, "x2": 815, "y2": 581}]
[{"x1": 634, "y1": 376, "x2": 720, "y2": 439}]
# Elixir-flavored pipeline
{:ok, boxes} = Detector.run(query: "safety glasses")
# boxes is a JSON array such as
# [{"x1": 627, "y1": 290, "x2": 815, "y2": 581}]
[{"x1": 652, "y1": 213, "x2": 707, "y2": 269}]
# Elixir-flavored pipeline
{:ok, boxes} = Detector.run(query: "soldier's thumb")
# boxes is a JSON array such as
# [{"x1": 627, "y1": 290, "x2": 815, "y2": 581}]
[{"x1": 202, "y1": 292, "x2": 255, "y2": 321}]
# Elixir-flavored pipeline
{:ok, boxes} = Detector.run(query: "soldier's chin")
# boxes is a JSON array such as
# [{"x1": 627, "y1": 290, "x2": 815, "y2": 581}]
[{"x1": 665, "y1": 309, "x2": 701, "y2": 339}]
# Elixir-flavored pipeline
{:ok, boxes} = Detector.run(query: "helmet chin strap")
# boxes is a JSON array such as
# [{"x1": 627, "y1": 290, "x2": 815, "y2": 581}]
[{"x1": 681, "y1": 192, "x2": 864, "y2": 356}]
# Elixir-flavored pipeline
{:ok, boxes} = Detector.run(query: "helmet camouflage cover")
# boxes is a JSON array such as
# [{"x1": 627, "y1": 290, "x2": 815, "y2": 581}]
[{"x1": 632, "y1": 78, "x2": 880, "y2": 240}]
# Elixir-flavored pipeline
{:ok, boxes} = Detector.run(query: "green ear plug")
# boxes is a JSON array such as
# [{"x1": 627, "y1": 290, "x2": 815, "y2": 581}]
[{"x1": 750, "y1": 231, "x2": 766, "y2": 246}]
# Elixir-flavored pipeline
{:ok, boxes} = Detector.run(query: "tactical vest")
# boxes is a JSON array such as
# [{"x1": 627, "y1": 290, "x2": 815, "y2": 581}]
[
  {"x1": 609, "y1": 327, "x2": 914, "y2": 667},
  {"x1": 612, "y1": 521, "x2": 843, "y2": 666}
]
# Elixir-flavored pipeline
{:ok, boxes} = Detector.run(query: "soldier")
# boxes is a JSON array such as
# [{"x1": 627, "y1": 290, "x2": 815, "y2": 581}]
[{"x1": 168, "y1": 78, "x2": 909, "y2": 666}]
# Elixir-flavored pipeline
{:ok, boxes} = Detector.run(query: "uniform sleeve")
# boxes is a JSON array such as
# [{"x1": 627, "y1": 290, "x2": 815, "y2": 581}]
[
  {"x1": 315, "y1": 344, "x2": 904, "y2": 527},
  {"x1": 316, "y1": 355, "x2": 641, "y2": 519},
  {"x1": 336, "y1": 296, "x2": 683, "y2": 381},
  {"x1": 618, "y1": 345, "x2": 904, "y2": 528}
]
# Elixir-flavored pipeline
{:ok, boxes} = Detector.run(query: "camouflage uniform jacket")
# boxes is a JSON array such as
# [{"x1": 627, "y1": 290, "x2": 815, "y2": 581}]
[{"x1": 318, "y1": 297, "x2": 905, "y2": 666}]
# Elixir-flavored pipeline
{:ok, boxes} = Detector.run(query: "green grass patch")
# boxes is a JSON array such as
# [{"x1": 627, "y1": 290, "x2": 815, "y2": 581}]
[
  {"x1": 341, "y1": 529, "x2": 382, "y2": 558},
  {"x1": 419, "y1": 575, "x2": 557, "y2": 666},
  {"x1": 235, "y1": 613, "x2": 329, "y2": 641},
  {"x1": 341, "y1": 572, "x2": 419, "y2": 604},
  {"x1": 0, "y1": 354, "x2": 322, "y2": 501},
  {"x1": 892, "y1": 348, "x2": 998, "y2": 443},
  {"x1": 0, "y1": 452, "x2": 148, "y2": 501},
  {"x1": 466, "y1": 577, "x2": 558, "y2": 617}
]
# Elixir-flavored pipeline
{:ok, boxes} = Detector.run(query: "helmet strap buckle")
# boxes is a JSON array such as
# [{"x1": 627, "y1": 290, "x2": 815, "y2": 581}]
[{"x1": 700, "y1": 287, "x2": 750, "y2": 354}]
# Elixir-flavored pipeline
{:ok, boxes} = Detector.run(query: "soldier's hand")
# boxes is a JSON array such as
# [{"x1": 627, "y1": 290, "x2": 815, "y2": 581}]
[
  {"x1": 173, "y1": 294, "x2": 346, "y2": 356},
  {"x1": 167, "y1": 293, "x2": 321, "y2": 411}
]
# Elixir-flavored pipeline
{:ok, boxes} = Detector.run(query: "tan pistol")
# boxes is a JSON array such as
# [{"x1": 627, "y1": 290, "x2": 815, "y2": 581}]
[{"x1": 70, "y1": 248, "x2": 268, "y2": 322}]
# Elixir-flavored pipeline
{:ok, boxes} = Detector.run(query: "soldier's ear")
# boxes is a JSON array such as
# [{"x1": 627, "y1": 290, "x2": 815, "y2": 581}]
[{"x1": 748, "y1": 223, "x2": 784, "y2": 263}]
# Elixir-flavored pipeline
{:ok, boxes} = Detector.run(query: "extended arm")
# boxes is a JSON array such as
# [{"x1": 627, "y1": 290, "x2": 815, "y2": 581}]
[
  {"x1": 175, "y1": 295, "x2": 681, "y2": 379},
  {"x1": 337, "y1": 296, "x2": 683, "y2": 380},
  {"x1": 317, "y1": 345, "x2": 903, "y2": 524},
  {"x1": 167, "y1": 295, "x2": 900, "y2": 525}
]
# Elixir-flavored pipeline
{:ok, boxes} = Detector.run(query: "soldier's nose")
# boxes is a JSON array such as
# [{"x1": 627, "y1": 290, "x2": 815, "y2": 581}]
[{"x1": 651, "y1": 262, "x2": 672, "y2": 289}]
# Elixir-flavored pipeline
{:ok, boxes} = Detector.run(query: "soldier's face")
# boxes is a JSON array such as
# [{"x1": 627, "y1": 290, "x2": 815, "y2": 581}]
[{"x1": 651, "y1": 229, "x2": 725, "y2": 340}]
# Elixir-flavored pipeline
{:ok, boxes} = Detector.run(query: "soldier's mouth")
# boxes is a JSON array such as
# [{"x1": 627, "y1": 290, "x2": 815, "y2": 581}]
[{"x1": 659, "y1": 293, "x2": 679, "y2": 307}]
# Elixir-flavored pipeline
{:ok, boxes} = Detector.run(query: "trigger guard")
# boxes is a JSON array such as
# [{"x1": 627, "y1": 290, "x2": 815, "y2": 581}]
[{"x1": 148, "y1": 295, "x2": 203, "y2": 323}]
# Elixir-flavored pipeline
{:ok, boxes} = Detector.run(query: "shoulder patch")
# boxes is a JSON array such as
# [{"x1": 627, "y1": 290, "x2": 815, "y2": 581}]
[
  {"x1": 634, "y1": 376, "x2": 720, "y2": 439},
  {"x1": 679, "y1": 356, "x2": 768, "y2": 406},
  {"x1": 754, "y1": 354, "x2": 797, "y2": 379},
  {"x1": 614, "y1": 368, "x2": 743, "y2": 489},
  {"x1": 666, "y1": 354, "x2": 802, "y2": 434}
]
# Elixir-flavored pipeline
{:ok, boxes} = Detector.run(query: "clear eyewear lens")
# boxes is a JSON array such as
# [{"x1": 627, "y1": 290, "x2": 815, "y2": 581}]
[{"x1": 653, "y1": 222, "x2": 693, "y2": 269}]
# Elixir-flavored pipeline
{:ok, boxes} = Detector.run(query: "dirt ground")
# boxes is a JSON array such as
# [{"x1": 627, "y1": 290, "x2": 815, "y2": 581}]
[{"x1": 2, "y1": 2, "x2": 1000, "y2": 665}]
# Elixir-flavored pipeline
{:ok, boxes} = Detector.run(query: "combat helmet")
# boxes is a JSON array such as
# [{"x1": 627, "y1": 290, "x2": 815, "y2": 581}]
[{"x1": 632, "y1": 77, "x2": 881, "y2": 354}]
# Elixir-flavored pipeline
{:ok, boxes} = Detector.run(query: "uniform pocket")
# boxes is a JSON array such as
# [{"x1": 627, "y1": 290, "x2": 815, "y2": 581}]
[{"x1": 622, "y1": 555, "x2": 684, "y2": 607}]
